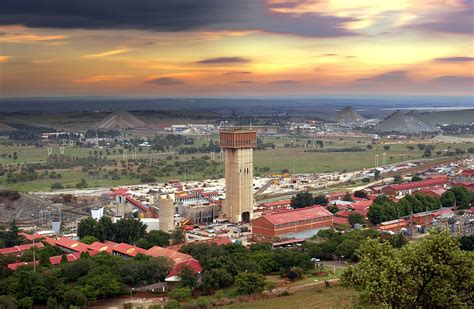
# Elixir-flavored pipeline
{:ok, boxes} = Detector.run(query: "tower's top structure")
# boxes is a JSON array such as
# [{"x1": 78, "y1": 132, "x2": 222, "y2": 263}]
[{"x1": 219, "y1": 128, "x2": 256, "y2": 149}]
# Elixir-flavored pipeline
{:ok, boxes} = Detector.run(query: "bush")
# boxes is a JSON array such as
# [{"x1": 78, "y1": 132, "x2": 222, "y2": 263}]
[
  {"x1": 17, "y1": 297, "x2": 33, "y2": 309},
  {"x1": 50, "y1": 182, "x2": 64, "y2": 190},
  {"x1": 164, "y1": 300, "x2": 181, "y2": 309},
  {"x1": 168, "y1": 287, "x2": 191, "y2": 302},
  {"x1": 63, "y1": 289, "x2": 87, "y2": 308}
]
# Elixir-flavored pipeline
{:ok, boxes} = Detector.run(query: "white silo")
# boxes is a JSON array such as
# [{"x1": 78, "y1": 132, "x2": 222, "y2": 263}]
[{"x1": 159, "y1": 196, "x2": 175, "y2": 233}]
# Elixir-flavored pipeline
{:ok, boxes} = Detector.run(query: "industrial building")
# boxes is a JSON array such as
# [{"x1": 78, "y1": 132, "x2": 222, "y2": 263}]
[
  {"x1": 220, "y1": 128, "x2": 257, "y2": 223},
  {"x1": 252, "y1": 206, "x2": 333, "y2": 238},
  {"x1": 381, "y1": 176, "x2": 448, "y2": 197}
]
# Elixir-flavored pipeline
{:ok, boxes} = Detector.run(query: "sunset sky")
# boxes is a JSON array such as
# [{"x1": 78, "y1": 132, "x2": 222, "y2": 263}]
[{"x1": 0, "y1": 0, "x2": 473, "y2": 97}]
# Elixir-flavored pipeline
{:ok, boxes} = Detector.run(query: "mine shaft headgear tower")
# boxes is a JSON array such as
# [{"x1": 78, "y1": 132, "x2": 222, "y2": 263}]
[{"x1": 219, "y1": 128, "x2": 257, "y2": 223}]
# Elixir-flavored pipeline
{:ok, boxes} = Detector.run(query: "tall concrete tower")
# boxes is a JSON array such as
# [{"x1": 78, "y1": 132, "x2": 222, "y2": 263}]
[{"x1": 219, "y1": 128, "x2": 257, "y2": 223}]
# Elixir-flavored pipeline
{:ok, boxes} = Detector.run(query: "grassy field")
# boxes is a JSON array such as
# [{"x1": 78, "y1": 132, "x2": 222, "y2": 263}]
[
  {"x1": 1, "y1": 137, "x2": 472, "y2": 192},
  {"x1": 222, "y1": 285, "x2": 358, "y2": 309}
]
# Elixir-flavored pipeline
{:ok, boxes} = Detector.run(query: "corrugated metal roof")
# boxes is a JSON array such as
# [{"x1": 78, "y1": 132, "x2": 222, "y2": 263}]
[{"x1": 261, "y1": 206, "x2": 333, "y2": 225}]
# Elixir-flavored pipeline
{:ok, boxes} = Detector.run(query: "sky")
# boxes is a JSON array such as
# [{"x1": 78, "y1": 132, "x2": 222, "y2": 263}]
[{"x1": 0, "y1": 0, "x2": 473, "y2": 97}]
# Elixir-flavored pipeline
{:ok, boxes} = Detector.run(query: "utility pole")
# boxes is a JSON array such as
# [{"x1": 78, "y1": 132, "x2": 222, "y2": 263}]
[{"x1": 32, "y1": 228, "x2": 36, "y2": 273}]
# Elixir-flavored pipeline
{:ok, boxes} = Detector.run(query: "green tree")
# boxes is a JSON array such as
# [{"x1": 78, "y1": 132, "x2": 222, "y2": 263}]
[
  {"x1": 313, "y1": 194, "x2": 328, "y2": 206},
  {"x1": 326, "y1": 204, "x2": 339, "y2": 214},
  {"x1": 447, "y1": 186, "x2": 472, "y2": 209},
  {"x1": 170, "y1": 227, "x2": 185, "y2": 244},
  {"x1": 80, "y1": 235, "x2": 99, "y2": 245},
  {"x1": 348, "y1": 213, "x2": 365, "y2": 226},
  {"x1": 234, "y1": 272, "x2": 268, "y2": 295},
  {"x1": 342, "y1": 192, "x2": 354, "y2": 202},
  {"x1": 440, "y1": 190, "x2": 456, "y2": 207},
  {"x1": 63, "y1": 289, "x2": 87, "y2": 308},
  {"x1": 0, "y1": 296, "x2": 17, "y2": 309},
  {"x1": 144, "y1": 230, "x2": 170, "y2": 248},
  {"x1": 77, "y1": 217, "x2": 97, "y2": 240},
  {"x1": 168, "y1": 287, "x2": 191, "y2": 302},
  {"x1": 341, "y1": 231, "x2": 474, "y2": 308},
  {"x1": 50, "y1": 182, "x2": 64, "y2": 190},
  {"x1": 17, "y1": 297, "x2": 33, "y2": 309},
  {"x1": 459, "y1": 235, "x2": 474, "y2": 251},
  {"x1": 178, "y1": 266, "x2": 198, "y2": 289},
  {"x1": 201, "y1": 268, "x2": 233, "y2": 294},
  {"x1": 4, "y1": 220, "x2": 21, "y2": 247},
  {"x1": 291, "y1": 191, "x2": 314, "y2": 209},
  {"x1": 354, "y1": 190, "x2": 368, "y2": 199}
]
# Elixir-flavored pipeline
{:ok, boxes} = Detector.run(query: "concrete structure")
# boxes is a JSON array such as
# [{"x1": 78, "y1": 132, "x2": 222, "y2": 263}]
[
  {"x1": 181, "y1": 203, "x2": 220, "y2": 224},
  {"x1": 252, "y1": 206, "x2": 333, "y2": 238},
  {"x1": 159, "y1": 197, "x2": 175, "y2": 233},
  {"x1": 219, "y1": 129, "x2": 257, "y2": 223}
]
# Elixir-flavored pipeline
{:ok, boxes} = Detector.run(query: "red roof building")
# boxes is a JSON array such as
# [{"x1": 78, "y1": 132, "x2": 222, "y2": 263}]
[
  {"x1": 382, "y1": 177, "x2": 448, "y2": 197},
  {"x1": 88, "y1": 241, "x2": 117, "y2": 254},
  {"x1": 49, "y1": 252, "x2": 81, "y2": 265},
  {"x1": 7, "y1": 261, "x2": 39, "y2": 271},
  {"x1": 0, "y1": 242, "x2": 44, "y2": 255},
  {"x1": 165, "y1": 259, "x2": 203, "y2": 282},
  {"x1": 18, "y1": 232, "x2": 44, "y2": 242},
  {"x1": 258, "y1": 199, "x2": 291, "y2": 211},
  {"x1": 54, "y1": 237, "x2": 90, "y2": 253},
  {"x1": 252, "y1": 206, "x2": 333, "y2": 238},
  {"x1": 377, "y1": 219, "x2": 408, "y2": 233},
  {"x1": 112, "y1": 243, "x2": 147, "y2": 257}
]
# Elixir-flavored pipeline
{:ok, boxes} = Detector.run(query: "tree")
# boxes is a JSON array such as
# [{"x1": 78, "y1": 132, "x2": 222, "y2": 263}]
[
  {"x1": 170, "y1": 227, "x2": 185, "y2": 244},
  {"x1": 80, "y1": 235, "x2": 99, "y2": 245},
  {"x1": 326, "y1": 204, "x2": 339, "y2": 214},
  {"x1": 313, "y1": 194, "x2": 328, "y2": 206},
  {"x1": 354, "y1": 190, "x2": 368, "y2": 199},
  {"x1": 50, "y1": 182, "x2": 64, "y2": 190},
  {"x1": 387, "y1": 234, "x2": 408, "y2": 248},
  {"x1": 234, "y1": 272, "x2": 268, "y2": 295},
  {"x1": 17, "y1": 297, "x2": 33, "y2": 309},
  {"x1": 440, "y1": 190, "x2": 456, "y2": 207},
  {"x1": 201, "y1": 269, "x2": 233, "y2": 294},
  {"x1": 393, "y1": 175, "x2": 403, "y2": 184},
  {"x1": 447, "y1": 186, "x2": 472, "y2": 209},
  {"x1": 341, "y1": 231, "x2": 474, "y2": 308},
  {"x1": 4, "y1": 220, "x2": 21, "y2": 247},
  {"x1": 168, "y1": 287, "x2": 191, "y2": 302},
  {"x1": 423, "y1": 149, "x2": 432, "y2": 157},
  {"x1": 291, "y1": 191, "x2": 314, "y2": 209},
  {"x1": 63, "y1": 289, "x2": 87, "y2": 308},
  {"x1": 383, "y1": 145, "x2": 391, "y2": 151},
  {"x1": 144, "y1": 230, "x2": 170, "y2": 248},
  {"x1": 179, "y1": 266, "x2": 198, "y2": 289},
  {"x1": 77, "y1": 217, "x2": 97, "y2": 240},
  {"x1": 348, "y1": 213, "x2": 365, "y2": 226},
  {"x1": 342, "y1": 192, "x2": 354, "y2": 202},
  {"x1": 459, "y1": 235, "x2": 474, "y2": 251},
  {"x1": 411, "y1": 175, "x2": 422, "y2": 182}
]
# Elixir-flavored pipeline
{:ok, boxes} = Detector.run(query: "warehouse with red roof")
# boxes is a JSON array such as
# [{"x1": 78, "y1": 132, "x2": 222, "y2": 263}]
[
  {"x1": 382, "y1": 176, "x2": 448, "y2": 197},
  {"x1": 252, "y1": 205, "x2": 333, "y2": 238}
]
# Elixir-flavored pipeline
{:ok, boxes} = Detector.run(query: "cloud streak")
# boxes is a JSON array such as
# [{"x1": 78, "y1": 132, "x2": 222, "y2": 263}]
[
  {"x1": 74, "y1": 75, "x2": 132, "y2": 83},
  {"x1": 434, "y1": 57, "x2": 474, "y2": 62},
  {"x1": 197, "y1": 57, "x2": 250, "y2": 64},
  {"x1": 145, "y1": 77, "x2": 185, "y2": 86},
  {"x1": 83, "y1": 49, "x2": 130, "y2": 59}
]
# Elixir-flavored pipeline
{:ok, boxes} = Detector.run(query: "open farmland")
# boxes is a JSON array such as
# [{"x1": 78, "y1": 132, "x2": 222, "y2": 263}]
[
  {"x1": 222, "y1": 285, "x2": 358, "y2": 309},
  {"x1": 0, "y1": 135, "x2": 472, "y2": 191}
]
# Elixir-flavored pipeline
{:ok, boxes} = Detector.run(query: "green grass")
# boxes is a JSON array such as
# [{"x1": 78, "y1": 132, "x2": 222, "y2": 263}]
[
  {"x1": 1, "y1": 140, "x2": 472, "y2": 192},
  {"x1": 221, "y1": 285, "x2": 358, "y2": 309}
]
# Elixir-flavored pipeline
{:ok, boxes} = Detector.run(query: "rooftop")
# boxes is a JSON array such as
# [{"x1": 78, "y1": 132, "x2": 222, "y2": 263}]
[{"x1": 260, "y1": 205, "x2": 333, "y2": 225}]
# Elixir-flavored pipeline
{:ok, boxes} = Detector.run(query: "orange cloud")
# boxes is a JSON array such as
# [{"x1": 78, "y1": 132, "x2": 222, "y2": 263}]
[
  {"x1": 82, "y1": 49, "x2": 130, "y2": 59},
  {"x1": 73, "y1": 75, "x2": 133, "y2": 83},
  {"x1": 0, "y1": 56, "x2": 11, "y2": 63}
]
